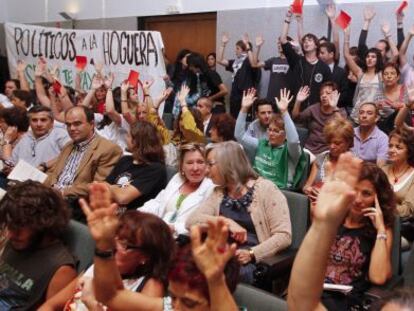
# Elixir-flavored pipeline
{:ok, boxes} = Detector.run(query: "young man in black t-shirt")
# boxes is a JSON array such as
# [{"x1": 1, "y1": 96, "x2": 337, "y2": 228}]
[
  {"x1": 250, "y1": 35, "x2": 291, "y2": 109},
  {"x1": 280, "y1": 10, "x2": 332, "y2": 111}
]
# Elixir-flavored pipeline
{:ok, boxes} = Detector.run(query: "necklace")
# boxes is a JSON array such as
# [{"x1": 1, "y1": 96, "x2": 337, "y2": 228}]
[{"x1": 392, "y1": 165, "x2": 411, "y2": 183}]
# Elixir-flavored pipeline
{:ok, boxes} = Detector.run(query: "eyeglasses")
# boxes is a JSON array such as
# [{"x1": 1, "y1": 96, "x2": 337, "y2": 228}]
[{"x1": 115, "y1": 238, "x2": 146, "y2": 252}]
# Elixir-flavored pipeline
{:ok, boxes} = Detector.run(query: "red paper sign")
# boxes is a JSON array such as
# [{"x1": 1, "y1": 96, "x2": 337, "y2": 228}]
[
  {"x1": 52, "y1": 80, "x2": 62, "y2": 94},
  {"x1": 335, "y1": 10, "x2": 352, "y2": 30},
  {"x1": 127, "y1": 70, "x2": 140, "y2": 87},
  {"x1": 396, "y1": 1, "x2": 408, "y2": 14},
  {"x1": 75, "y1": 56, "x2": 87, "y2": 70},
  {"x1": 291, "y1": 0, "x2": 304, "y2": 14}
]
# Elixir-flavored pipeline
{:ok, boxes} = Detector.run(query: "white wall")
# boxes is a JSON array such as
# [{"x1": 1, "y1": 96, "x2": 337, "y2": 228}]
[{"x1": 0, "y1": 0, "x2": 403, "y2": 24}]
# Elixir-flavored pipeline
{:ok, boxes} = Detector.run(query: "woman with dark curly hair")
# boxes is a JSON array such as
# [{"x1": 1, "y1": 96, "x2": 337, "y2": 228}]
[
  {"x1": 209, "y1": 113, "x2": 236, "y2": 143},
  {"x1": 105, "y1": 120, "x2": 167, "y2": 210},
  {"x1": 40, "y1": 211, "x2": 175, "y2": 310},
  {"x1": 381, "y1": 127, "x2": 414, "y2": 240},
  {"x1": 0, "y1": 180, "x2": 76, "y2": 310},
  {"x1": 321, "y1": 162, "x2": 395, "y2": 310}
]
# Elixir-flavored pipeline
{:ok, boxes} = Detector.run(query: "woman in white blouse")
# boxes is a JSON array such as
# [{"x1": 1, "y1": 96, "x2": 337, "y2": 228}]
[{"x1": 139, "y1": 143, "x2": 214, "y2": 235}]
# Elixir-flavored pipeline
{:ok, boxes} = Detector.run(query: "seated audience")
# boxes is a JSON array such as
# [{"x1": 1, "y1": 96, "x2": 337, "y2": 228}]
[
  {"x1": 186, "y1": 141, "x2": 292, "y2": 284},
  {"x1": 105, "y1": 120, "x2": 167, "y2": 211},
  {"x1": 1, "y1": 106, "x2": 30, "y2": 174},
  {"x1": 0, "y1": 180, "x2": 77, "y2": 309},
  {"x1": 236, "y1": 88, "x2": 307, "y2": 190},
  {"x1": 0, "y1": 79, "x2": 20, "y2": 108},
  {"x1": 235, "y1": 94, "x2": 272, "y2": 142},
  {"x1": 196, "y1": 97, "x2": 213, "y2": 136},
  {"x1": 352, "y1": 102, "x2": 389, "y2": 166},
  {"x1": 378, "y1": 63, "x2": 409, "y2": 133},
  {"x1": 3, "y1": 106, "x2": 70, "y2": 169},
  {"x1": 209, "y1": 113, "x2": 236, "y2": 143},
  {"x1": 10, "y1": 90, "x2": 32, "y2": 110},
  {"x1": 303, "y1": 117, "x2": 354, "y2": 209},
  {"x1": 140, "y1": 143, "x2": 214, "y2": 236},
  {"x1": 292, "y1": 81, "x2": 347, "y2": 156},
  {"x1": 288, "y1": 155, "x2": 395, "y2": 311},
  {"x1": 381, "y1": 127, "x2": 414, "y2": 240},
  {"x1": 79, "y1": 183, "x2": 240, "y2": 311},
  {"x1": 40, "y1": 210, "x2": 174, "y2": 310},
  {"x1": 172, "y1": 85, "x2": 206, "y2": 146},
  {"x1": 44, "y1": 106, "x2": 122, "y2": 220}
]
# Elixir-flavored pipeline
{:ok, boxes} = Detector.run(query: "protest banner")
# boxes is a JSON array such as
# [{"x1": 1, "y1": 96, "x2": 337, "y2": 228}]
[{"x1": 5, "y1": 23, "x2": 167, "y2": 111}]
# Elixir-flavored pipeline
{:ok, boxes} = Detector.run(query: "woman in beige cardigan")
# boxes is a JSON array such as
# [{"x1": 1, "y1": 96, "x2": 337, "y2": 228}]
[
  {"x1": 186, "y1": 141, "x2": 292, "y2": 284},
  {"x1": 381, "y1": 127, "x2": 414, "y2": 241}
]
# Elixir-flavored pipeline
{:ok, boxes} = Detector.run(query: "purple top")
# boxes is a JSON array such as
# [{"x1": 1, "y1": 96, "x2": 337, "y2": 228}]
[
  {"x1": 352, "y1": 126, "x2": 389, "y2": 163},
  {"x1": 295, "y1": 104, "x2": 347, "y2": 155}
]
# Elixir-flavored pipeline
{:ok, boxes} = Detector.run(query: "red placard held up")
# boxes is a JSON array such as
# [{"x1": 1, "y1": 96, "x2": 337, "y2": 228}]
[
  {"x1": 75, "y1": 56, "x2": 87, "y2": 70},
  {"x1": 291, "y1": 0, "x2": 304, "y2": 14},
  {"x1": 127, "y1": 70, "x2": 140, "y2": 88},
  {"x1": 396, "y1": 1, "x2": 408, "y2": 14},
  {"x1": 335, "y1": 10, "x2": 352, "y2": 30},
  {"x1": 52, "y1": 80, "x2": 62, "y2": 95}
]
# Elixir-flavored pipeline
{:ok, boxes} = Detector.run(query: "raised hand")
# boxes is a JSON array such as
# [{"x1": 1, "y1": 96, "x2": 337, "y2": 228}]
[
  {"x1": 242, "y1": 33, "x2": 250, "y2": 47},
  {"x1": 363, "y1": 6, "x2": 376, "y2": 22},
  {"x1": 16, "y1": 60, "x2": 26, "y2": 73},
  {"x1": 142, "y1": 78, "x2": 155, "y2": 93},
  {"x1": 241, "y1": 88, "x2": 257, "y2": 110},
  {"x1": 409, "y1": 24, "x2": 414, "y2": 37},
  {"x1": 191, "y1": 219, "x2": 237, "y2": 282},
  {"x1": 91, "y1": 75, "x2": 104, "y2": 90},
  {"x1": 94, "y1": 62, "x2": 104, "y2": 78},
  {"x1": 221, "y1": 33, "x2": 230, "y2": 46},
  {"x1": 104, "y1": 72, "x2": 115, "y2": 89},
  {"x1": 328, "y1": 90, "x2": 340, "y2": 108},
  {"x1": 407, "y1": 84, "x2": 414, "y2": 104},
  {"x1": 325, "y1": 4, "x2": 336, "y2": 20},
  {"x1": 49, "y1": 64, "x2": 60, "y2": 80},
  {"x1": 313, "y1": 153, "x2": 362, "y2": 228},
  {"x1": 255, "y1": 35, "x2": 264, "y2": 47},
  {"x1": 154, "y1": 87, "x2": 173, "y2": 109},
  {"x1": 275, "y1": 88, "x2": 294, "y2": 114},
  {"x1": 296, "y1": 85, "x2": 310, "y2": 103},
  {"x1": 35, "y1": 57, "x2": 47, "y2": 77},
  {"x1": 363, "y1": 195, "x2": 386, "y2": 232},
  {"x1": 381, "y1": 21, "x2": 391, "y2": 37},
  {"x1": 79, "y1": 183, "x2": 119, "y2": 248},
  {"x1": 177, "y1": 84, "x2": 190, "y2": 106}
]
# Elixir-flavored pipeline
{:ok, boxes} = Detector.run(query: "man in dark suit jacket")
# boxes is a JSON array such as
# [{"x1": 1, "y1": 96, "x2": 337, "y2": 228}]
[
  {"x1": 319, "y1": 42, "x2": 349, "y2": 110},
  {"x1": 45, "y1": 106, "x2": 122, "y2": 199}
]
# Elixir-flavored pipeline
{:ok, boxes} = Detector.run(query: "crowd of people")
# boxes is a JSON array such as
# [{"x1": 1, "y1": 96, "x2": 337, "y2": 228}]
[{"x1": 0, "y1": 3, "x2": 414, "y2": 310}]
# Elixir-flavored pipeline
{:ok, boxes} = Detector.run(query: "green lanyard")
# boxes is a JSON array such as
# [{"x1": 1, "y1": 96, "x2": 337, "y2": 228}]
[{"x1": 169, "y1": 193, "x2": 187, "y2": 223}]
